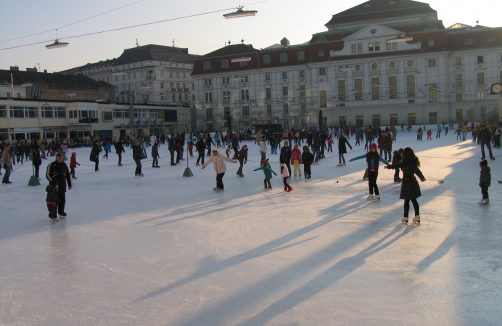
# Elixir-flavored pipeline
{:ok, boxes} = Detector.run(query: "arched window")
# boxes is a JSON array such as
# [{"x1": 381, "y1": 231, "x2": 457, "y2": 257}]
[
  {"x1": 280, "y1": 53, "x2": 288, "y2": 62},
  {"x1": 203, "y1": 61, "x2": 211, "y2": 70},
  {"x1": 427, "y1": 39, "x2": 435, "y2": 47},
  {"x1": 263, "y1": 54, "x2": 271, "y2": 64},
  {"x1": 319, "y1": 50, "x2": 325, "y2": 57},
  {"x1": 317, "y1": 36, "x2": 327, "y2": 42},
  {"x1": 221, "y1": 59, "x2": 229, "y2": 68},
  {"x1": 297, "y1": 51, "x2": 305, "y2": 61}
]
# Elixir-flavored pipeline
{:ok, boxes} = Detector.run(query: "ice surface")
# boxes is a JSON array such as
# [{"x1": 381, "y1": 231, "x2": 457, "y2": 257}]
[{"x1": 1, "y1": 128, "x2": 501, "y2": 325}]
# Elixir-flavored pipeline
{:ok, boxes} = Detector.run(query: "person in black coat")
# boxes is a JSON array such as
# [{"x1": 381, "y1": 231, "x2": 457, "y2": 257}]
[
  {"x1": 478, "y1": 125, "x2": 494, "y2": 160},
  {"x1": 391, "y1": 148, "x2": 403, "y2": 182},
  {"x1": 385, "y1": 147, "x2": 426, "y2": 224},
  {"x1": 132, "y1": 140, "x2": 144, "y2": 177},
  {"x1": 195, "y1": 137, "x2": 206, "y2": 166},
  {"x1": 114, "y1": 138, "x2": 125, "y2": 166},
  {"x1": 301, "y1": 146, "x2": 314, "y2": 179},
  {"x1": 280, "y1": 141, "x2": 292, "y2": 176},
  {"x1": 32, "y1": 145, "x2": 42, "y2": 179},
  {"x1": 89, "y1": 140, "x2": 100, "y2": 172},
  {"x1": 151, "y1": 142, "x2": 160, "y2": 168},
  {"x1": 337, "y1": 133, "x2": 352, "y2": 166},
  {"x1": 46, "y1": 153, "x2": 72, "y2": 218}
]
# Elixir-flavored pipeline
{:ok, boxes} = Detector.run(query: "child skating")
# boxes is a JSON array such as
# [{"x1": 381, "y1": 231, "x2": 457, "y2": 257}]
[
  {"x1": 69, "y1": 152, "x2": 80, "y2": 179},
  {"x1": 348, "y1": 143, "x2": 390, "y2": 200},
  {"x1": 254, "y1": 158, "x2": 277, "y2": 191},
  {"x1": 301, "y1": 146, "x2": 314, "y2": 179},
  {"x1": 280, "y1": 159, "x2": 292, "y2": 192},
  {"x1": 478, "y1": 159, "x2": 491, "y2": 204},
  {"x1": 291, "y1": 144, "x2": 302, "y2": 177}
]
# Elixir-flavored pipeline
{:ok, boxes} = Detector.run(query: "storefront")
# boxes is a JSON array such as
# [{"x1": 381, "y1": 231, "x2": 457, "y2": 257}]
[
  {"x1": 43, "y1": 126, "x2": 68, "y2": 141},
  {"x1": 0, "y1": 128, "x2": 8, "y2": 142},
  {"x1": 114, "y1": 125, "x2": 127, "y2": 140},
  {"x1": 69, "y1": 125, "x2": 92, "y2": 140},
  {"x1": 9, "y1": 127, "x2": 41, "y2": 142}
]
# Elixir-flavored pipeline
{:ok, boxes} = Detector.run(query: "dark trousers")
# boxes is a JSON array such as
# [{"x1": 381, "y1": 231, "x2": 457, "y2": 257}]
[
  {"x1": 2, "y1": 166, "x2": 11, "y2": 183},
  {"x1": 480, "y1": 141, "x2": 493, "y2": 158},
  {"x1": 264, "y1": 178, "x2": 271, "y2": 188},
  {"x1": 47, "y1": 204, "x2": 57, "y2": 218},
  {"x1": 283, "y1": 177, "x2": 290, "y2": 188},
  {"x1": 237, "y1": 160, "x2": 244, "y2": 175},
  {"x1": 404, "y1": 198, "x2": 419, "y2": 217},
  {"x1": 394, "y1": 169, "x2": 400, "y2": 181},
  {"x1": 152, "y1": 157, "x2": 158, "y2": 167},
  {"x1": 196, "y1": 151, "x2": 205, "y2": 165},
  {"x1": 481, "y1": 186, "x2": 489, "y2": 200},
  {"x1": 170, "y1": 150, "x2": 175, "y2": 165},
  {"x1": 304, "y1": 163, "x2": 311, "y2": 175},
  {"x1": 134, "y1": 158, "x2": 142, "y2": 175},
  {"x1": 94, "y1": 159, "x2": 99, "y2": 171},
  {"x1": 118, "y1": 152, "x2": 122, "y2": 165},
  {"x1": 368, "y1": 171, "x2": 379, "y2": 195},
  {"x1": 70, "y1": 166, "x2": 75, "y2": 178},
  {"x1": 57, "y1": 191, "x2": 66, "y2": 215},
  {"x1": 34, "y1": 165, "x2": 40, "y2": 178},
  {"x1": 216, "y1": 172, "x2": 225, "y2": 189},
  {"x1": 285, "y1": 162, "x2": 291, "y2": 176}
]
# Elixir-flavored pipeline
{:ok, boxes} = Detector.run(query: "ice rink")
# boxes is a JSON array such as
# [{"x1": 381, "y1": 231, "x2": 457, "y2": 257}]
[{"x1": 1, "y1": 128, "x2": 501, "y2": 325}]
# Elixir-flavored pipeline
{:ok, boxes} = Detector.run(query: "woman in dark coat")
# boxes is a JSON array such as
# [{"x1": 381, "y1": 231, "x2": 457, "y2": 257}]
[
  {"x1": 385, "y1": 147, "x2": 426, "y2": 224},
  {"x1": 89, "y1": 140, "x2": 100, "y2": 172},
  {"x1": 337, "y1": 133, "x2": 352, "y2": 166},
  {"x1": 32, "y1": 145, "x2": 42, "y2": 180}
]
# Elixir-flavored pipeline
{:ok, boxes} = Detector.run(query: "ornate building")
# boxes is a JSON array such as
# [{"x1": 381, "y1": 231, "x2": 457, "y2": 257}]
[{"x1": 192, "y1": 0, "x2": 502, "y2": 131}]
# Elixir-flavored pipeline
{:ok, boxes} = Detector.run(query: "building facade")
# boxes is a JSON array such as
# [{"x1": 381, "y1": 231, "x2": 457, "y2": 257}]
[{"x1": 191, "y1": 0, "x2": 502, "y2": 131}]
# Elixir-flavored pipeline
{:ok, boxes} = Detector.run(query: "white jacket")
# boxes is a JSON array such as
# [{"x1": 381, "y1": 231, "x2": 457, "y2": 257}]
[
  {"x1": 202, "y1": 153, "x2": 236, "y2": 174},
  {"x1": 259, "y1": 140, "x2": 267, "y2": 153}
]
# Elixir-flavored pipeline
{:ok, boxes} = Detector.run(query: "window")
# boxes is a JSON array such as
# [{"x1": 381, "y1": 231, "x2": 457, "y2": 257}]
[
  {"x1": 266, "y1": 105, "x2": 272, "y2": 116},
  {"x1": 477, "y1": 72, "x2": 484, "y2": 85},
  {"x1": 390, "y1": 114, "x2": 398, "y2": 125},
  {"x1": 356, "y1": 115, "x2": 363, "y2": 127},
  {"x1": 386, "y1": 42, "x2": 398, "y2": 50},
  {"x1": 372, "y1": 115, "x2": 380, "y2": 126},
  {"x1": 297, "y1": 51, "x2": 305, "y2": 61},
  {"x1": 240, "y1": 75, "x2": 249, "y2": 83},
  {"x1": 223, "y1": 90, "x2": 231, "y2": 102},
  {"x1": 428, "y1": 83, "x2": 437, "y2": 103},
  {"x1": 300, "y1": 103, "x2": 306, "y2": 115},
  {"x1": 59, "y1": 94, "x2": 64, "y2": 100},
  {"x1": 389, "y1": 76, "x2": 397, "y2": 99},
  {"x1": 280, "y1": 53, "x2": 288, "y2": 62},
  {"x1": 85, "y1": 95, "x2": 89, "y2": 100},
  {"x1": 478, "y1": 92, "x2": 485, "y2": 100},
  {"x1": 206, "y1": 108, "x2": 213, "y2": 120},
  {"x1": 10, "y1": 106, "x2": 38, "y2": 118},
  {"x1": 263, "y1": 55, "x2": 271, "y2": 64},
  {"x1": 221, "y1": 77, "x2": 229, "y2": 84},
  {"x1": 299, "y1": 70, "x2": 305, "y2": 78},
  {"x1": 354, "y1": 79, "x2": 363, "y2": 101},
  {"x1": 368, "y1": 42, "x2": 374, "y2": 51},
  {"x1": 456, "y1": 93, "x2": 463, "y2": 102},
  {"x1": 42, "y1": 107, "x2": 66, "y2": 118},
  {"x1": 454, "y1": 57, "x2": 462, "y2": 65},
  {"x1": 221, "y1": 59, "x2": 229, "y2": 68},
  {"x1": 427, "y1": 39, "x2": 435, "y2": 47},
  {"x1": 338, "y1": 80, "x2": 346, "y2": 101},
  {"x1": 265, "y1": 88, "x2": 272, "y2": 99},
  {"x1": 477, "y1": 56, "x2": 484, "y2": 64},
  {"x1": 407, "y1": 60, "x2": 414, "y2": 67},
  {"x1": 265, "y1": 73, "x2": 271, "y2": 81},
  {"x1": 351, "y1": 44, "x2": 357, "y2": 53},
  {"x1": 50, "y1": 93, "x2": 55, "y2": 100},
  {"x1": 223, "y1": 107, "x2": 231, "y2": 118},
  {"x1": 375, "y1": 42, "x2": 380, "y2": 51},
  {"x1": 204, "y1": 78, "x2": 212, "y2": 86},
  {"x1": 319, "y1": 50, "x2": 324, "y2": 57},
  {"x1": 318, "y1": 68, "x2": 326, "y2": 75},
  {"x1": 203, "y1": 61, "x2": 211, "y2": 70},
  {"x1": 0, "y1": 106, "x2": 6, "y2": 118},
  {"x1": 427, "y1": 59, "x2": 437, "y2": 67},
  {"x1": 205, "y1": 92, "x2": 213, "y2": 103},
  {"x1": 76, "y1": 94, "x2": 80, "y2": 100},
  {"x1": 465, "y1": 38, "x2": 473, "y2": 45},
  {"x1": 239, "y1": 61, "x2": 248, "y2": 66},
  {"x1": 429, "y1": 112, "x2": 437, "y2": 124},
  {"x1": 113, "y1": 109, "x2": 130, "y2": 118},
  {"x1": 92, "y1": 95, "x2": 97, "y2": 101},
  {"x1": 319, "y1": 90, "x2": 327, "y2": 108},
  {"x1": 389, "y1": 62, "x2": 396, "y2": 69},
  {"x1": 408, "y1": 113, "x2": 416, "y2": 125},
  {"x1": 241, "y1": 89, "x2": 249, "y2": 101},
  {"x1": 282, "y1": 87, "x2": 288, "y2": 96},
  {"x1": 242, "y1": 106, "x2": 249, "y2": 116},
  {"x1": 282, "y1": 72, "x2": 288, "y2": 80},
  {"x1": 283, "y1": 103, "x2": 289, "y2": 114},
  {"x1": 371, "y1": 78, "x2": 380, "y2": 100},
  {"x1": 299, "y1": 85, "x2": 306, "y2": 97},
  {"x1": 455, "y1": 74, "x2": 463, "y2": 87},
  {"x1": 405, "y1": 75, "x2": 415, "y2": 98}
]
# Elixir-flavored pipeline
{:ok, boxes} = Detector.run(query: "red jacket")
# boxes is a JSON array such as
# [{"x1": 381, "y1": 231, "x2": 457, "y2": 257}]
[
  {"x1": 70, "y1": 156, "x2": 78, "y2": 168},
  {"x1": 291, "y1": 148, "x2": 302, "y2": 163}
]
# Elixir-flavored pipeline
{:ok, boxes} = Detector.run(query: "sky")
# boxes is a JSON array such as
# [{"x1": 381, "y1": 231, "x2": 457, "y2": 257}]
[{"x1": 0, "y1": 0, "x2": 500, "y2": 73}]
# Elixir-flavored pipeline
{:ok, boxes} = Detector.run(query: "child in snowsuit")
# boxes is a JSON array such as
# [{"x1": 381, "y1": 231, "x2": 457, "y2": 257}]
[
  {"x1": 46, "y1": 179, "x2": 59, "y2": 224},
  {"x1": 69, "y1": 152, "x2": 80, "y2": 179},
  {"x1": 254, "y1": 159, "x2": 277, "y2": 191},
  {"x1": 478, "y1": 160, "x2": 491, "y2": 204},
  {"x1": 348, "y1": 143, "x2": 390, "y2": 200},
  {"x1": 280, "y1": 160, "x2": 292, "y2": 192},
  {"x1": 301, "y1": 146, "x2": 314, "y2": 179}
]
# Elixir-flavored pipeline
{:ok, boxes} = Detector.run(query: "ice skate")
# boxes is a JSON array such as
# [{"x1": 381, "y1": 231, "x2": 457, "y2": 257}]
[
  {"x1": 367, "y1": 194, "x2": 374, "y2": 200},
  {"x1": 135, "y1": 174, "x2": 141, "y2": 178},
  {"x1": 372, "y1": 195, "x2": 380, "y2": 201},
  {"x1": 412, "y1": 215, "x2": 420, "y2": 224},
  {"x1": 262, "y1": 188, "x2": 268, "y2": 192},
  {"x1": 401, "y1": 217, "x2": 409, "y2": 223},
  {"x1": 213, "y1": 187, "x2": 219, "y2": 191},
  {"x1": 286, "y1": 186, "x2": 293, "y2": 192},
  {"x1": 479, "y1": 199, "x2": 489, "y2": 204},
  {"x1": 336, "y1": 163, "x2": 343, "y2": 167},
  {"x1": 239, "y1": 174, "x2": 244, "y2": 177},
  {"x1": 59, "y1": 213, "x2": 67, "y2": 219},
  {"x1": 72, "y1": 177, "x2": 77, "y2": 179},
  {"x1": 216, "y1": 188, "x2": 224, "y2": 192},
  {"x1": 490, "y1": 156, "x2": 495, "y2": 160},
  {"x1": 49, "y1": 218, "x2": 59, "y2": 224}
]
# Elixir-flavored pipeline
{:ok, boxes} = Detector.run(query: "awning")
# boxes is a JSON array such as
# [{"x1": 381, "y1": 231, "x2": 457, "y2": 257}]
[
  {"x1": 69, "y1": 126, "x2": 92, "y2": 131},
  {"x1": 10, "y1": 127, "x2": 40, "y2": 133}
]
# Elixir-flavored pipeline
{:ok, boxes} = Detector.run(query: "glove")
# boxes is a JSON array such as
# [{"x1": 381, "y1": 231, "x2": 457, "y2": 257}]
[
  {"x1": 421, "y1": 178, "x2": 426, "y2": 182},
  {"x1": 77, "y1": 163, "x2": 80, "y2": 166}
]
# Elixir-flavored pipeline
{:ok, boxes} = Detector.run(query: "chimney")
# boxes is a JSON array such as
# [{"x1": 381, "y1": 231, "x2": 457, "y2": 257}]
[
  {"x1": 44, "y1": 69, "x2": 47, "y2": 73},
  {"x1": 26, "y1": 67, "x2": 37, "y2": 72},
  {"x1": 10, "y1": 65, "x2": 19, "y2": 71}
]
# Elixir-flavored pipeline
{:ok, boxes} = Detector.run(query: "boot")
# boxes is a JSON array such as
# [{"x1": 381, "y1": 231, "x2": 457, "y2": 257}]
[{"x1": 412, "y1": 215, "x2": 420, "y2": 224}]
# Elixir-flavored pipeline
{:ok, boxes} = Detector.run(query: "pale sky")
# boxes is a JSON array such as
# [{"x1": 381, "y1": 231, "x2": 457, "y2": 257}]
[{"x1": 0, "y1": 0, "x2": 499, "y2": 73}]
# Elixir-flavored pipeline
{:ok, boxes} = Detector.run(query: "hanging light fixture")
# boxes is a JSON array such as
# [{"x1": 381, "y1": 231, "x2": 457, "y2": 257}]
[
  {"x1": 45, "y1": 29, "x2": 68, "y2": 49},
  {"x1": 223, "y1": 6, "x2": 257, "y2": 19},
  {"x1": 387, "y1": 33, "x2": 413, "y2": 43}
]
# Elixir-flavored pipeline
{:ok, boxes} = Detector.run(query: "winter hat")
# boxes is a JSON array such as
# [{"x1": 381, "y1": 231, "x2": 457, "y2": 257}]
[
  {"x1": 262, "y1": 158, "x2": 269, "y2": 164},
  {"x1": 370, "y1": 143, "x2": 378, "y2": 150},
  {"x1": 480, "y1": 160, "x2": 488, "y2": 167},
  {"x1": 56, "y1": 152, "x2": 64, "y2": 157},
  {"x1": 71, "y1": 152, "x2": 76, "y2": 156},
  {"x1": 242, "y1": 145, "x2": 248, "y2": 149},
  {"x1": 49, "y1": 180, "x2": 58, "y2": 187},
  {"x1": 211, "y1": 148, "x2": 219, "y2": 153}
]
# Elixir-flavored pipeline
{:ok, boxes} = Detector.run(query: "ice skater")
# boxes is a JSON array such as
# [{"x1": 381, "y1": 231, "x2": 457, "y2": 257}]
[
  {"x1": 301, "y1": 146, "x2": 314, "y2": 179},
  {"x1": 152, "y1": 141, "x2": 160, "y2": 168},
  {"x1": 201, "y1": 148, "x2": 237, "y2": 191},
  {"x1": 348, "y1": 143, "x2": 390, "y2": 200},
  {"x1": 337, "y1": 133, "x2": 352, "y2": 166},
  {"x1": 69, "y1": 152, "x2": 80, "y2": 179},
  {"x1": 478, "y1": 159, "x2": 491, "y2": 204},
  {"x1": 385, "y1": 147, "x2": 425, "y2": 223},
  {"x1": 254, "y1": 158, "x2": 277, "y2": 191},
  {"x1": 280, "y1": 159, "x2": 292, "y2": 192},
  {"x1": 291, "y1": 144, "x2": 302, "y2": 177},
  {"x1": 236, "y1": 145, "x2": 248, "y2": 177},
  {"x1": 46, "y1": 179, "x2": 59, "y2": 224}
]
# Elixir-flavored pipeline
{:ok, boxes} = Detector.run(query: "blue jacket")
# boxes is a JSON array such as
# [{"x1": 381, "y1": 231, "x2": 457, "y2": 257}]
[
  {"x1": 350, "y1": 152, "x2": 390, "y2": 172},
  {"x1": 254, "y1": 165, "x2": 277, "y2": 179}
]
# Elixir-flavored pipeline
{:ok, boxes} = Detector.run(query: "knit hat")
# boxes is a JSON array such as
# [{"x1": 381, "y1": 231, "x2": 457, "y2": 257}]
[
  {"x1": 56, "y1": 152, "x2": 64, "y2": 157},
  {"x1": 71, "y1": 152, "x2": 76, "y2": 156},
  {"x1": 211, "y1": 148, "x2": 218, "y2": 152},
  {"x1": 480, "y1": 159, "x2": 488, "y2": 167},
  {"x1": 49, "y1": 180, "x2": 58, "y2": 187},
  {"x1": 370, "y1": 143, "x2": 378, "y2": 150}
]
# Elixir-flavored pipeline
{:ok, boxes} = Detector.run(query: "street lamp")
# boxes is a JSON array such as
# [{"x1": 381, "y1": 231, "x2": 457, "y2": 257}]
[{"x1": 223, "y1": 6, "x2": 258, "y2": 19}]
